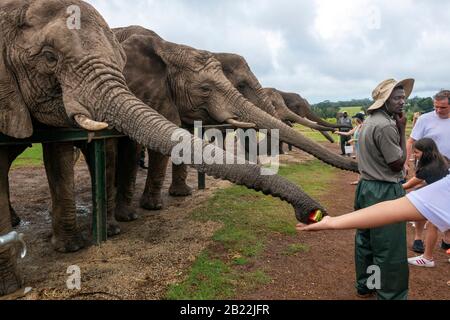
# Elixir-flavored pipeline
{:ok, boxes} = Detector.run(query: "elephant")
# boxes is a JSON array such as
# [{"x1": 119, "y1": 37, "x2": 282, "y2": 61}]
[
  {"x1": 263, "y1": 88, "x2": 336, "y2": 144},
  {"x1": 110, "y1": 26, "x2": 358, "y2": 211},
  {"x1": 276, "y1": 90, "x2": 352, "y2": 132},
  {"x1": 213, "y1": 53, "x2": 335, "y2": 134},
  {"x1": 212, "y1": 53, "x2": 336, "y2": 156},
  {"x1": 0, "y1": 0, "x2": 335, "y2": 297}
]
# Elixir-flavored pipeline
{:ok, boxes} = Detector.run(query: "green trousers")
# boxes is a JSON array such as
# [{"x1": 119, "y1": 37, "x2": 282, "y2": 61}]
[{"x1": 354, "y1": 180, "x2": 408, "y2": 300}]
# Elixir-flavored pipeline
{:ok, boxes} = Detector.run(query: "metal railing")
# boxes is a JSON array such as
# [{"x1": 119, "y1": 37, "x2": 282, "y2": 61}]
[{"x1": 0, "y1": 128, "x2": 125, "y2": 245}]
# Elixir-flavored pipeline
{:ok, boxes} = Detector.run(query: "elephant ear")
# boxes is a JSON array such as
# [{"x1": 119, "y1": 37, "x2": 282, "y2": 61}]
[
  {"x1": 0, "y1": 45, "x2": 33, "y2": 139},
  {"x1": 120, "y1": 34, "x2": 169, "y2": 102}
]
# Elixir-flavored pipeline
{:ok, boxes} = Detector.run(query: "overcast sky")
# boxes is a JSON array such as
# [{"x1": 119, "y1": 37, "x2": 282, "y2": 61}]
[{"x1": 86, "y1": 0, "x2": 450, "y2": 103}]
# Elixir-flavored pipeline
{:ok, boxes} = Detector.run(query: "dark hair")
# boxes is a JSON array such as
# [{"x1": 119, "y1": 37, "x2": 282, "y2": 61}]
[
  {"x1": 414, "y1": 138, "x2": 449, "y2": 172},
  {"x1": 433, "y1": 90, "x2": 450, "y2": 104},
  {"x1": 394, "y1": 85, "x2": 404, "y2": 91}
]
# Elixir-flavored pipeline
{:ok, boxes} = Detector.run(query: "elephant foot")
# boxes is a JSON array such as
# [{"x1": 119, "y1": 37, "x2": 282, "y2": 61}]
[
  {"x1": 169, "y1": 183, "x2": 193, "y2": 197},
  {"x1": 0, "y1": 267, "x2": 23, "y2": 297},
  {"x1": 140, "y1": 194, "x2": 163, "y2": 211},
  {"x1": 10, "y1": 208, "x2": 21, "y2": 228},
  {"x1": 51, "y1": 233, "x2": 86, "y2": 253},
  {"x1": 115, "y1": 204, "x2": 139, "y2": 222},
  {"x1": 107, "y1": 220, "x2": 121, "y2": 237}
]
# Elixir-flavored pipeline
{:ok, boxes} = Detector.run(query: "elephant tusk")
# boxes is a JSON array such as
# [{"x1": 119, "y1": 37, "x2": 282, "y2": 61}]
[
  {"x1": 226, "y1": 118, "x2": 257, "y2": 129},
  {"x1": 74, "y1": 115, "x2": 109, "y2": 131}
]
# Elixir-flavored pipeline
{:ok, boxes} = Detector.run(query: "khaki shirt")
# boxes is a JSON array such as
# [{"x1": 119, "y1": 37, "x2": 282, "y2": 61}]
[{"x1": 358, "y1": 110, "x2": 404, "y2": 183}]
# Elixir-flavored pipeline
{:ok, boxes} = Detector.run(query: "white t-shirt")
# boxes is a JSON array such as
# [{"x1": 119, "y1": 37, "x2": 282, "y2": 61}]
[
  {"x1": 406, "y1": 174, "x2": 450, "y2": 232},
  {"x1": 411, "y1": 111, "x2": 450, "y2": 158}
]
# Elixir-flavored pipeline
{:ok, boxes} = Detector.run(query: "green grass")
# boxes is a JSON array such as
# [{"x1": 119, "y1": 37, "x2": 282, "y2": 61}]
[
  {"x1": 294, "y1": 125, "x2": 337, "y2": 143},
  {"x1": 283, "y1": 243, "x2": 310, "y2": 256},
  {"x1": 11, "y1": 144, "x2": 43, "y2": 168},
  {"x1": 165, "y1": 160, "x2": 337, "y2": 300}
]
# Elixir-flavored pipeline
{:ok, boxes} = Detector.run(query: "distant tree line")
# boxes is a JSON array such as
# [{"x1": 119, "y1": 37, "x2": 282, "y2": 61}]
[
  {"x1": 311, "y1": 99, "x2": 371, "y2": 118},
  {"x1": 312, "y1": 96, "x2": 434, "y2": 119},
  {"x1": 406, "y1": 96, "x2": 434, "y2": 114}
]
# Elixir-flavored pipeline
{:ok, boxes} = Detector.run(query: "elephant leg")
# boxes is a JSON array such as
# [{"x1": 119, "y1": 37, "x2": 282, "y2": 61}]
[
  {"x1": 115, "y1": 138, "x2": 139, "y2": 222},
  {"x1": 279, "y1": 142, "x2": 286, "y2": 155},
  {"x1": 169, "y1": 163, "x2": 192, "y2": 197},
  {"x1": 43, "y1": 142, "x2": 85, "y2": 253},
  {"x1": 240, "y1": 130, "x2": 258, "y2": 163},
  {"x1": 7, "y1": 146, "x2": 28, "y2": 227},
  {"x1": 81, "y1": 139, "x2": 121, "y2": 237},
  {"x1": 0, "y1": 147, "x2": 23, "y2": 296},
  {"x1": 140, "y1": 150, "x2": 169, "y2": 210}
]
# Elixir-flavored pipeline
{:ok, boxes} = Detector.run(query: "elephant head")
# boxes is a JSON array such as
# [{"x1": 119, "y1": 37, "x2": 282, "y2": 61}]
[
  {"x1": 277, "y1": 90, "x2": 352, "y2": 131},
  {"x1": 212, "y1": 53, "x2": 278, "y2": 118},
  {"x1": 263, "y1": 87, "x2": 336, "y2": 143},
  {"x1": 0, "y1": 2, "x2": 328, "y2": 296},
  {"x1": 114, "y1": 27, "x2": 358, "y2": 173},
  {"x1": 213, "y1": 53, "x2": 334, "y2": 134}
]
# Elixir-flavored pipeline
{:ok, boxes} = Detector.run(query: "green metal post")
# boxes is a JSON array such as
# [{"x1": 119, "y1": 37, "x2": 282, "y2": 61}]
[
  {"x1": 88, "y1": 139, "x2": 107, "y2": 244},
  {"x1": 197, "y1": 126, "x2": 206, "y2": 190}
]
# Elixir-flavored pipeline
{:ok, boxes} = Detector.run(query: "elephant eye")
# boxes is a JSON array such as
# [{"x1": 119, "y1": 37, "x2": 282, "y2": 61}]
[
  {"x1": 43, "y1": 51, "x2": 58, "y2": 66},
  {"x1": 200, "y1": 84, "x2": 212, "y2": 93},
  {"x1": 237, "y1": 82, "x2": 246, "y2": 90}
]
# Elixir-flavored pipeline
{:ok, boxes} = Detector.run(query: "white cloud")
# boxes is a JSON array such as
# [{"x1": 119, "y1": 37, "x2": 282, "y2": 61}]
[{"x1": 85, "y1": 0, "x2": 450, "y2": 103}]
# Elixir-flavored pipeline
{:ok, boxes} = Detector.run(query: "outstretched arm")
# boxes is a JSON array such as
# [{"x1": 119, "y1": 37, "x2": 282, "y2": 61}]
[
  {"x1": 297, "y1": 197, "x2": 425, "y2": 232},
  {"x1": 402, "y1": 177, "x2": 426, "y2": 191},
  {"x1": 335, "y1": 127, "x2": 356, "y2": 137}
]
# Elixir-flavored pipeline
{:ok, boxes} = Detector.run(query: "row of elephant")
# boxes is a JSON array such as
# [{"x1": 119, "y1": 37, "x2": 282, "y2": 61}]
[{"x1": 0, "y1": 0, "x2": 357, "y2": 297}]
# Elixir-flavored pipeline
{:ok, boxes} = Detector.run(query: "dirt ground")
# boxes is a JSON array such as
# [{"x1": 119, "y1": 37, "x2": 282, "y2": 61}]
[{"x1": 7, "y1": 143, "x2": 450, "y2": 300}]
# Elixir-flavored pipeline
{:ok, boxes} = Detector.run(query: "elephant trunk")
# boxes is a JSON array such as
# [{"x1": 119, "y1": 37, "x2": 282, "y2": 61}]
[
  {"x1": 254, "y1": 87, "x2": 279, "y2": 118},
  {"x1": 232, "y1": 96, "x2": 359, "y2": 172},
  {"x1": 96, "y1": 86, "x2": 326, "y2": 222},
  {"x1": 319, "y1": 131, "x2": 336, "y2": 144},
  {"x1": 280, "y1": 109, "x2": 337, "y2": 132},
  {"x1": 302, "y1": 106, "x2": 351, "y2": 130}
]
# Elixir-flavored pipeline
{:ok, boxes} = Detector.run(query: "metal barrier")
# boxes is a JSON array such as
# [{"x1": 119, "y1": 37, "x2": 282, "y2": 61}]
[
  {"x1": 0, "y1": 129, "x2": 125, "y2": 245},
  {"x1": 0, "y1": 231, "x2": 27, "y2": 259}
]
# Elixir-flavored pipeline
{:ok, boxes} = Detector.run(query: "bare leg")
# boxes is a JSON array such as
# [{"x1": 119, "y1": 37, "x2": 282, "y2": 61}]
[
  {"x1": 169, "y1": 163, "x2": 192, "y2": 197},
  {"x1": 115, "y1": 138, "x2": 139, "y2": 222},
  {"x1": 140, "y1": 150, "x2": 169, "y2": 210},
  {"x1": 43, "y1": 142, "x2": 85, "y2": 252},
  {"x1": 423, "y1": 224, "x2": 438, "y2": 261},
  {"x1": 414, "y1": 220, "x2": 426, "y2": 241}
]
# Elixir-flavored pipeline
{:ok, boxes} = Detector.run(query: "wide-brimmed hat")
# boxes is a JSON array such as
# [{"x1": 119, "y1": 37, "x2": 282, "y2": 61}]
[{"x1": 368, "y1": 78, "x2": 415, "y2": 111}]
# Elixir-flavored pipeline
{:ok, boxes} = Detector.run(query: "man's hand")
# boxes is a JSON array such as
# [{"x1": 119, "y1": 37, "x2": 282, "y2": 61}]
[
  {"x1": 394, "y1": 112, "x2": 407, "y2": 133},
  {"x1": 404, "y1": 162, "x2": 410, "y2": 177}
]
